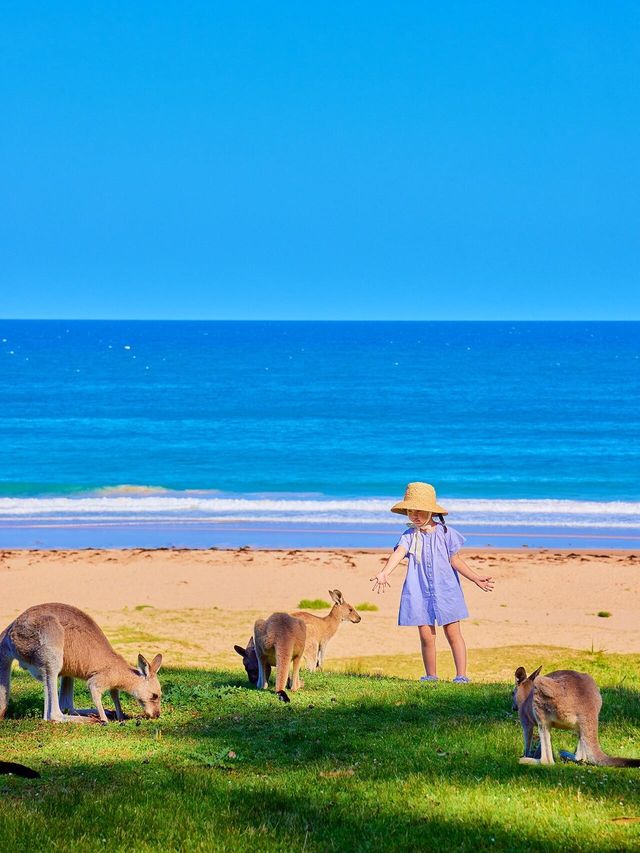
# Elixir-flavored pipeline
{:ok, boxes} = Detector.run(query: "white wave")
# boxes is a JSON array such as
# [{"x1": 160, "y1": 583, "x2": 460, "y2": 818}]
[
  {"x1": 0, "y1": 494, "x2": 638, "y2": 529},
  {"x1": 94, "y1": 485, "x2": 174, "y2": 496}
]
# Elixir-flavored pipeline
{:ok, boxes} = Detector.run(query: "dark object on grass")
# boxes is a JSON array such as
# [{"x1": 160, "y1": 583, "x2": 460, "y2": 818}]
[
  {"x1": 0, "y1": 760, "x2": 40, "y2": 779},
  {"x1": 559, "y1": 750, "x2": 580, "y2": 763}
]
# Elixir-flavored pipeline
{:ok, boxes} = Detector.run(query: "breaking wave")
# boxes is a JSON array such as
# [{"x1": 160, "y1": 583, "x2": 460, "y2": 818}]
[{"x1": 0, "y1": 490, "x2": 639, "y2": 529}]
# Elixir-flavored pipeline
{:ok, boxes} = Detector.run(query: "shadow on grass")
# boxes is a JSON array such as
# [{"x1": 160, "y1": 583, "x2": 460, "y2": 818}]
[
  {"x1": 4, "y1": 669, "x2": 639, "y2": 797},
  {"x1": 0, "y1": 755, "x2": 632, "y2": 853}
]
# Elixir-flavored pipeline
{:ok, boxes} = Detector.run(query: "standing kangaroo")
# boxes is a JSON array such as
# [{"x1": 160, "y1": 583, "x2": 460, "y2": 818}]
[
  {"x1": 235, "y1": 612, "x2": 306, "y2": 703},
  {"x1": 0, "y1": 603, "x2": 163, "y2": 723},
  {"x1": 513, "y1": 666, "x2": 640, "y2": 767},
  {"x1": 292, "y1": 589, "x2": 361, "y2": 671}
]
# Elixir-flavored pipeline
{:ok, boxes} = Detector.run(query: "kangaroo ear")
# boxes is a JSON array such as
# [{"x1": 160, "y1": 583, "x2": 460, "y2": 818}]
[
  {"x1": 329, "y1": 589, "x2": 344, "y2": 604},
  {"x1": 150, "y1": 654, "x2": 163, "y2": 674},
  {"x1": 529, "y1": 665, "x2": 543, "y2": 681},
  {"x1": 515, "y1": 667, "x2": 527, "y2": 684},
  {"x1": 234, "y1": 645, "x2": 246, "y2": 657},
  {"x1": 138, "y1": 654, "x2": 150, "y2": 677}
]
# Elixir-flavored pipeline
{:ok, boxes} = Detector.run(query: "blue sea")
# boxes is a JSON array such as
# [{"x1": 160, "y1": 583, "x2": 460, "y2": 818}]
[{"x1": 1, "y1": 320, "x2": 638, "y2": 548}]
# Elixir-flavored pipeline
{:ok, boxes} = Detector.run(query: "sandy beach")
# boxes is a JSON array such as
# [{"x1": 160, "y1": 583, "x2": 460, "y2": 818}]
[{"x1": 1, "y1": 548, "x2": 637, "y2": 676}]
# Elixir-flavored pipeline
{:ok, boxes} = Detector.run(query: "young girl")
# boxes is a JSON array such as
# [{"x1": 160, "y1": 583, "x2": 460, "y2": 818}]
[{"x1": 371, "y1": 482, "x2": 494, "y2": 683}]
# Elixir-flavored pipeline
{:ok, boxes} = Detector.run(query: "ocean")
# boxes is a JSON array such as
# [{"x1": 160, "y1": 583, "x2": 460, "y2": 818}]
[{"x1": 1, "y1": 320, "x2": 638, "y2": 548}]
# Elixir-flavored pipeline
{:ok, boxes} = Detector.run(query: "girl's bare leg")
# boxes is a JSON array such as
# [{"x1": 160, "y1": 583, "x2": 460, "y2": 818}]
[
  {"x1": 443, "y1": 621, "x2": 467, "y2": 677},
  {"x1": 418, "y1": 625, "x2": 437, "y2": 677}
]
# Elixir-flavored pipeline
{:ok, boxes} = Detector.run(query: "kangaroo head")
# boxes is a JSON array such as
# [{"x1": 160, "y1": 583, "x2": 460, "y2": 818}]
[
  {"x1": 329, "y1": 589, "x2": 362, "y2": 623},
  {"x1": 134, "y1": 653, "x2": 163, "y2": 718},
  {"x1": 234, "y1": 637, "x2": 259, "y2": 685},
  {"x1": 512, "y1": 665, "x2": 542, "y2": 711}
]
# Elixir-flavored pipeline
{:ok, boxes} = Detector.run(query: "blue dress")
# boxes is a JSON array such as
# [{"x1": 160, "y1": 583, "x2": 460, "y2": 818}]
[{"x1": 396, "y1": 523, "x2": 468, "y2": 626}]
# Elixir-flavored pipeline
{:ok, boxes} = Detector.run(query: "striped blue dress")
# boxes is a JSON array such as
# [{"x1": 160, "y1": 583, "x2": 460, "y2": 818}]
[{"x1": 396, "y1": 523, "x2": 468, "y2": 626}]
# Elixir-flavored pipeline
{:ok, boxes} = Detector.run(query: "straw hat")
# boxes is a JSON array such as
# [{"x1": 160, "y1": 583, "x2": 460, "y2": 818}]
[{"x1": 390, "y1": 482, "x2": 448, "y2": 516}]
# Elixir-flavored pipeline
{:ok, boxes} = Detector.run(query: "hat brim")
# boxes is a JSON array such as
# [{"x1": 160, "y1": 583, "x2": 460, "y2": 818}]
[{"x1": 391, "y1": 502, "x2": 448, "y2": 516}]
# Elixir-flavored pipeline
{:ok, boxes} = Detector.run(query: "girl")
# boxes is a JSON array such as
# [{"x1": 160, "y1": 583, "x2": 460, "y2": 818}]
[{"x1": 371, "y1": 482, "x2": 494, "y2": 683}]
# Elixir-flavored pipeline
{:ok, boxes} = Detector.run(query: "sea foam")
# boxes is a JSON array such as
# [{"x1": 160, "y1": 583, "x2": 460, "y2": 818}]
[{"x1": 0, "y1": 492, "x2": 638, "y2": 529}]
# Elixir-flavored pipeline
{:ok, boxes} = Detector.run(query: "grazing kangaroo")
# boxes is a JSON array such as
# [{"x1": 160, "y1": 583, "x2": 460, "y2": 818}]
[
  {"x1": 234, "y1": 637, "x2": 260, "y2": 686},
  {"x1": 513, "y1": 666, "x2": 640, "y2": 767},
  {"x1": 0, "y1": 603, "x2": 163, "y2": 723},
  {"x1": 237, "y1": 612, "x2": 306, "y2": 703},
  {"x1": 292, "y1": 589, "x2": 361, "y2": 671}
]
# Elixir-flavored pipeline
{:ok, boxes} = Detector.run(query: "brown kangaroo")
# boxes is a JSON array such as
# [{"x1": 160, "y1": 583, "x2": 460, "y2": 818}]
[
  {"x1": 513, "y1": 666, "x2": 640, "y2": 767},
  {"x1": 236, "y1": 612, "x2": 306, "y2": 703},
  {"x1": 292, "y1": 589, "x2": 362, "y2": 671},
  {"x1": 0, "y1": 603, "x2": 163, "y2": 723}
]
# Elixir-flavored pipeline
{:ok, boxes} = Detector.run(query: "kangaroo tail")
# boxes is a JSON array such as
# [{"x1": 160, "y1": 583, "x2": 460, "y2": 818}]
[
  {"x1": 593, "y1": 752, "x2": 640, "y2": 768},
  {"x1": 274, "y1": 641, "x2": 295, "y2": 694},
  {"x1": 0, "y1": 761, "x2": 40, "y2": 779},
  {"x1": 581, "y1": 720, "x2": 640, "y2": 767}
]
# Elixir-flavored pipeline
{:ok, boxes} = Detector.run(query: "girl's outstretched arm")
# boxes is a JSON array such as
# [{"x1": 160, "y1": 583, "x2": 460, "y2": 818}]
[
  {"x1": 370, "y1": 546, "x2": 407, "y2": 593},
  {"x1": 450, "y1": 553, "x2": 495, "y2": 592}
]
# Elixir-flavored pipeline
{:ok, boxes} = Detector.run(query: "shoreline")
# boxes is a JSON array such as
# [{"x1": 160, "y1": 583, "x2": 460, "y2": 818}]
[
  {"x1": 1, "y1": 520, "x2": 638, "y2": 550},
  {"x1": 1, "y1": 548, "x2": 638, "y2": 668}
]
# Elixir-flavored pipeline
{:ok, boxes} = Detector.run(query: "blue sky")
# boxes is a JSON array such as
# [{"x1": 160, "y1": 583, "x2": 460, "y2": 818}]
[{"x1": 1, "y1": 3, "x2": 639, "y2": 320}]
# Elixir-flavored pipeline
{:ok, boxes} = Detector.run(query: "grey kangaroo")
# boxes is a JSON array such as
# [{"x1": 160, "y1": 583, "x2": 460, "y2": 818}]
[
  {"x1": 513, "y1": 666, "x2": 640, "y2": 767},
  {"x1": 0, "y1": 603, "x2": 163, "y2": 723}
]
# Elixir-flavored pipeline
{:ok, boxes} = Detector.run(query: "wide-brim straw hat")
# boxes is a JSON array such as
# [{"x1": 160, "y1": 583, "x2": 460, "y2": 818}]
[{"x1": 390, "y1": 482, "x2": 448, "y2": 516}]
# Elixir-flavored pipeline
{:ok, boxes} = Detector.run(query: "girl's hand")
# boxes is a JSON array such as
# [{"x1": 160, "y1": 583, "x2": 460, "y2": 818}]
[
  {"x1": 370, "y1": 572, "x2": 391, "y2": 594},
  {"x1": 475, "y1": 575, "x2": 494, "y2": 592}
]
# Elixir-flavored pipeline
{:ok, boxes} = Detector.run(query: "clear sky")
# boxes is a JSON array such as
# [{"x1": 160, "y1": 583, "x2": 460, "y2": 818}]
[{"x1": 1, "y1": 3, "x2": 639, "y2": 320}]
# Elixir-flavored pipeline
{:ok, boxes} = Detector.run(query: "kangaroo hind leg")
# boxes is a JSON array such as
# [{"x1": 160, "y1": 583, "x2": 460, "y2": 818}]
[
  {"x1": 538, "y1": 724, "x2": 554, "y2": 764},
  {"x1": 36, "y1": 620, "x2": 89, "y2": 723},
  {"x1": 59, "y1": 676, "x2": 75, "y2": 714},
  {"x1": 290, "y1": 653, "x2": 304, "y2": 692},
  {"x1": 305, "y1": 642, "x2": 319, "y2": 673}
]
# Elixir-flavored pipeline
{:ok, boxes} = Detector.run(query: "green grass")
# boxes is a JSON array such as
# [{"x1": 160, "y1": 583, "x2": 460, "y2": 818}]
[
  {"x1": 355, "y1": 602, "x2": 379, "y2": 612},
  {"x1": 1, "y1": 651, "x2": 639, "y2": 852},
  {"x1": 297, "y1": 598, "x2": 331, "y2": 609},
  {"x1": 598, "y1": 611, "x2": 612, "y2": 618}
]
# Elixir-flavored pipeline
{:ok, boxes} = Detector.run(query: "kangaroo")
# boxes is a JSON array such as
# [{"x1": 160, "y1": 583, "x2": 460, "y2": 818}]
[
  {"x1": 236, "y1": 612, "x2": 306, "y2": 703},
  {"x1": 0, "y1": 603, "x2": 163, "y2": 723},
  {"x1": 513, "y1": 666, "x2": 640, "y2": 767},
  {"x1": 234, "y1": 637, "x2": 260, "y2": 686},
  {"x1": 292, "y1": 589, "x2": 361, "y2": 672}
]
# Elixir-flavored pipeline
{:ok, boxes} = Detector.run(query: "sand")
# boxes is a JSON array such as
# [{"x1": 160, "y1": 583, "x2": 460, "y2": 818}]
[{"x1": 0, "y1": 548, "x2": 638, "y2": 673}]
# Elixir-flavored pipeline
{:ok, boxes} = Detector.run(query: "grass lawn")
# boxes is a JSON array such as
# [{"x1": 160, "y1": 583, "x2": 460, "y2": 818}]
[{"x1": 0, "y1": 647, "x2": 639, "y2": 852}]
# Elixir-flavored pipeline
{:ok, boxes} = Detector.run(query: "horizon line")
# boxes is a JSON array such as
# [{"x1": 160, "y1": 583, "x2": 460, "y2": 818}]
[{"x1": 1, "y1": 318, "x2": 638, "y2": 323}]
